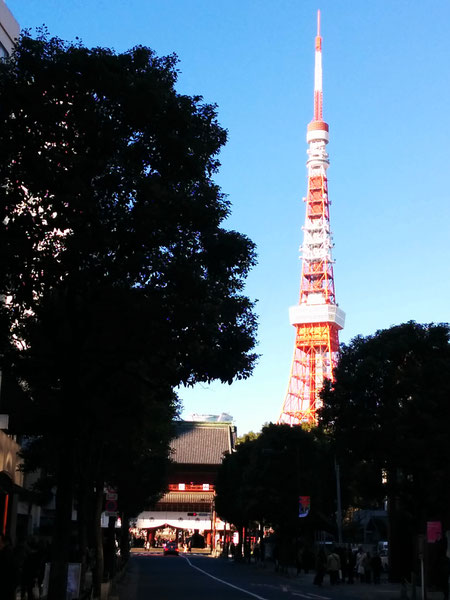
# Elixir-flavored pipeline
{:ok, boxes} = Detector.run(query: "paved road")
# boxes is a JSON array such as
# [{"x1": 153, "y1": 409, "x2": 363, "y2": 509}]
[
  {"x1": 114, "y1": 552, "x2": 433, "y2": 600},
  {"x1": 116, "y1": 553, "x2": 263, "y2": 600}
]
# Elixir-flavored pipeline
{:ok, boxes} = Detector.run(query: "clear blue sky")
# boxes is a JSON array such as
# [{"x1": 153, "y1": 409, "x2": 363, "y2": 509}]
[{"x1": 7, "y1": 0, "x2": 450, "y2": 435}]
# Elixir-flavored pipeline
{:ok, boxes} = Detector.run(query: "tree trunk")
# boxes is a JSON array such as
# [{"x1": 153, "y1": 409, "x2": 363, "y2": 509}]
[
  {"x1": 387, "y1": 468, "x2": 414, "y2": 582},
  {"x1": 119, "y1": 512, "x2": 130, "y2": 565},
  {"x1": 93, "y1": 480, "x2": 105, "y2": 599},
  {"x1": 77, "y1": 474, "x2": 91, "y2": 596},
  {"x1": 47, "y1": 441, "x2": 75, "y2": 600}
]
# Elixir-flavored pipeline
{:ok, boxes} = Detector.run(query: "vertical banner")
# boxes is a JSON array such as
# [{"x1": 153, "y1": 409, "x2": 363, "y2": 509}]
[
  {"x1": 427, "y1": 521, "x2": 442, "y2": 543},
  {"x1": 299, "y1": 496, "x2": 310, "y2": 518}
]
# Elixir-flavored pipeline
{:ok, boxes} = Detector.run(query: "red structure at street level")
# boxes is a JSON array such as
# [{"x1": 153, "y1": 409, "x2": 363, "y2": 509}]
[{"x1": 278, "y1": 11, "x2": 345, "y2": 426}]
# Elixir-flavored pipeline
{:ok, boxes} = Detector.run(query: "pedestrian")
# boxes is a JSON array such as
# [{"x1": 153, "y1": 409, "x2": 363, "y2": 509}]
[
  {"x1": 336, "y1": 546, "x2": 346, "y2": 582},
  {"x1": 273, "y1": 544, "x2": 280, "y2": 572},
  {"x1": 346, "y1": 548, "x2": 356, "y2": 584},
  {"x1": 363, "y1": 551, "x2": 372, "y2": 583},
  {"x1": 244, "y1": 541, "x2": 251, "y2": 563},
  {"x1": 313, "y1": 549, "x2": 327, "y2": 587},
  {"x1": 260, "y1": 538, "x2": 266, "y2": 563},
  {"x1": 302, "y1": 547, "x2": 314, "y2": 573},
  {"x1": 296, "y1": 546, "x2": 303, "y2": 575},
  {"x1": 0, "y1": 533, "x2": 18, "y2": 600},
  {"x1": 371, "y1": 552, "x2": 382, "y2": 584},
  {"x1": 326, "y1": 547, "x2": 341, "y2": 585},
  {"x1": 356, "y1": 547, "x2": 366, "y2": 582}
]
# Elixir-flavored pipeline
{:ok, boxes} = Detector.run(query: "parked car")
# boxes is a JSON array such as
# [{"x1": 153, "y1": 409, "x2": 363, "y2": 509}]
[{"x1": 164, "y1": 542, "x2": 179, "y2": 556}]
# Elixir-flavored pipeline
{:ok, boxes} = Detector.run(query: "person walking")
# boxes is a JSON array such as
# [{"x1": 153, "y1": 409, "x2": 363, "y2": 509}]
[
  {"x1": 313, "y1": 549, "x2": 327, "y2": 587},
  {"x1": 371, "y1": 552, "x2": 382, "y2": 584},
  {"x1": 302, "y1": 546, "x2": 314, "y2": 573},
  {"x1": 0, "y1": 533, "x2": 18, "y2": 600},
  {"x1": 363, "y1": 551, "x2": 372, "y2": 583},
  {"x1": 356, "y1": 547, "x2": 366, "y2": 582},
  {"x1": 345, "y1": 548, "x2": 355, "y2": 583},
  {"x1": 327, "y1": 548, "x2": 341, "y2": 585},
  {"x1": 337, "y1": 547, "x2": 346, "y2": 582},
  {"x1": 296, "y1": 546, "x2": 303, "y2": 575}
]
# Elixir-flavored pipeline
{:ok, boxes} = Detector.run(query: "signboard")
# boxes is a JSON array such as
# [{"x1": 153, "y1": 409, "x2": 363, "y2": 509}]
[
  {"x1": 104, "y1": 487, "x2": 118, "y2": 517},
  {"x1": 427, "y1": 521, "x2": 442, "y2": 543},
  {"x1": 105, "y1": 499, "x2": 118, "y2": 513},
  {"x1": 299, "y1": 496, "x2": 310, "y2": 518}
]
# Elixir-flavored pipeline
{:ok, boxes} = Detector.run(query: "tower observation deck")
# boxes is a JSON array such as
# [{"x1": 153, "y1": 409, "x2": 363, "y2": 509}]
[{"x1": 278, "y1": 11, "x2": 345, "y2": 425}]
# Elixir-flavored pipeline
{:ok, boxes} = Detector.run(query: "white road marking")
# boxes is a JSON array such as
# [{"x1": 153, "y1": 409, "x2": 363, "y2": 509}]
[{"x1": 182, "y1": 555, "x2": 270, "y2": 599}]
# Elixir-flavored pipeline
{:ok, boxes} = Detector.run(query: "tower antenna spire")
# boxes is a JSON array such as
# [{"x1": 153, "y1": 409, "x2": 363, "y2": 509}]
[{"x1": 314, "y1": 9, "x2": 323, "y2": 121}]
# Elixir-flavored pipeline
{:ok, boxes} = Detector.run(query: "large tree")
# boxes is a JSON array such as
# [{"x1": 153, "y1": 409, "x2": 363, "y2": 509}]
[
  {"x1": 215, "y1": 424, "x2": 335, "y2": 560},
  {"x1": 0, "y1": 31, "x2": 257, "y2": 599},
  {"x1": 319, "y1": 321, "x2": 450, "y2": 580}
]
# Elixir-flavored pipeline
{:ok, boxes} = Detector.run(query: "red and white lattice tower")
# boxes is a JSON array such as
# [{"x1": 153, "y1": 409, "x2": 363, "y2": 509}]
[{"x1": 278, "y1": 11, "x2": 345, "y2": 426}]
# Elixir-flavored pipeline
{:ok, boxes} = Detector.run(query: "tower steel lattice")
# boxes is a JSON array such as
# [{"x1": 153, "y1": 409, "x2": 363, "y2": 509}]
[{"x1": 278, "y1": 11, "x2": 345, "y2": 426}]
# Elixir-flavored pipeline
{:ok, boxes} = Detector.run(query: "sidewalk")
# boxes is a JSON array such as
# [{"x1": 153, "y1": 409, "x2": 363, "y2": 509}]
[
  {"x1": 122, "y1": 550, "x2": 445, "y2": 600},
  {"x1": 224, "y1": 557, "x2": 445, "y2": 600}
]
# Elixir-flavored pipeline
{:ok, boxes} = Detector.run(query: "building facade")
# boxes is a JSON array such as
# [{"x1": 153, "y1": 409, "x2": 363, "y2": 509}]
[{"x1": 0, "y1": 0, "x2": 19, "y2": 57}]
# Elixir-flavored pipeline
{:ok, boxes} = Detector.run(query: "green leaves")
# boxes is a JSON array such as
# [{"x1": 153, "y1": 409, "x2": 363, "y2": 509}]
[
  {"x1": 0, "y1": 30, "x2": 258, "y2": 527},
  {"x1": 215, "y1": 424, "x2": 335, "y2": 534},
  {"x1": 319, "y1": 321, "x2": 450, "y2": 522},
  {"x1": 0, "y1": 29, "x2": 258, "y2": 398}
]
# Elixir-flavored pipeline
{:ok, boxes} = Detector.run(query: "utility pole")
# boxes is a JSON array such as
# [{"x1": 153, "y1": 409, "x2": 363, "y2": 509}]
[{"x1": 335, "y1": 458, "x2": 343, "y2": 544}]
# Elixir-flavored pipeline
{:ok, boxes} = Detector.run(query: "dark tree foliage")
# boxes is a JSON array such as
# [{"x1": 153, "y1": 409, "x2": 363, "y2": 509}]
[
  {"x1": 215, "y1": 437, "x2": 254, "y2": 530},
  {"x1": 0, "y1": 31, "x2": 258, "y2": 599},
  {"x1": 319, "y1": 321, "x2": 450, "y2": 579},
  {"x1": 215, "y1": 424, "x2": 336, "y2": 547},
  {"x1": 0, "y1": 32, "x2": 257, "y2": 388}
]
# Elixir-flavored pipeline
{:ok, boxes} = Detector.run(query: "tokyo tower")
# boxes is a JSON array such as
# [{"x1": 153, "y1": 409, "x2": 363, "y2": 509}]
[{"x1": 278, "y1": 11, "x2": 345, "y2": 426}]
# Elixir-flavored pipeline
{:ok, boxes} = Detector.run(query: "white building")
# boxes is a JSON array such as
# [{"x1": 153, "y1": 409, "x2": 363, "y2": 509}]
[{"x1": 0, "y1": 1, "x2": 19, "y2": 57}]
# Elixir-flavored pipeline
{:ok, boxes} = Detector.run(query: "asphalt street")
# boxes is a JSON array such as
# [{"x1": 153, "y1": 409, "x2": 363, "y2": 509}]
[{"x1": 114, "y1": 552, "x2": 440, "y2": 600}]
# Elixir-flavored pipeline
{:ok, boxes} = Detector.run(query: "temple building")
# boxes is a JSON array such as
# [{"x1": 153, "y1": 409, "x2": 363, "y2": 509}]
[{"x1": 135, "y1": 420, "x2": 235, "y2": 550}]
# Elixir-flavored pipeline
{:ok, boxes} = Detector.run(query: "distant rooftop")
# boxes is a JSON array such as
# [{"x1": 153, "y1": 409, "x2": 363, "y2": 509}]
[{"x1": 185, "y1": 413, "x2": 233, "y2": 423}]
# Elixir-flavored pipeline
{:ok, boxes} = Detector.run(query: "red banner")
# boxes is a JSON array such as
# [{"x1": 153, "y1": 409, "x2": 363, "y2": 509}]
[
  {"x1": 427, "y1": 521, "x2": 442, "y2": 543},
  {"x1": 299, "y1": 496, "x2": 310, "y2": 518}
]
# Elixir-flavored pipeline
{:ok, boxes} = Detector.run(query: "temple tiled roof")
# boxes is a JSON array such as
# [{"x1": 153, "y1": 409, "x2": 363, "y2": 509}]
[
  {"x1": 170, "y1": 421, "x2": 235, "y2": 465},
  {"x1": 159, "y1": 491, "x2": 214, "y2": 504}
]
